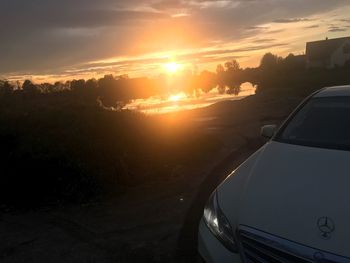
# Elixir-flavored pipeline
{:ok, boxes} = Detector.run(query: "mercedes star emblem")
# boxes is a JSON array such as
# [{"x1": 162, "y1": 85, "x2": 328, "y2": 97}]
[{"x1": 317, "y1": 217, "x2": 335, "y2": 239}]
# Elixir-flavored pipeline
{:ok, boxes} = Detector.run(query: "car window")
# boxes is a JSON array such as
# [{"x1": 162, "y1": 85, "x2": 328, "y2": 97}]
[{"x1": 275, "y1": 96, "x2": 350, "y2": 150}]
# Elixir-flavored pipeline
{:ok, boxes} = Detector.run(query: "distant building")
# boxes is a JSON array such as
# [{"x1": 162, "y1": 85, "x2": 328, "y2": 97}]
[{"x1": 306, "y1": 36, "x2": 350, "y2": 69}]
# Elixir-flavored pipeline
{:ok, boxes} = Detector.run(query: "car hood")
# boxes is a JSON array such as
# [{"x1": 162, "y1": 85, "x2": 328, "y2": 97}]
[{"x1": 219, "y1": 141, "x2": 350, "y2": 256}]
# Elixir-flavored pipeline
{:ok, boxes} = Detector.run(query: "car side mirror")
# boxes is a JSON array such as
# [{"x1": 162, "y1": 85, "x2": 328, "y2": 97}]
[{"x1": 261, "y1": 124, "x2": 277, "y2": 139}]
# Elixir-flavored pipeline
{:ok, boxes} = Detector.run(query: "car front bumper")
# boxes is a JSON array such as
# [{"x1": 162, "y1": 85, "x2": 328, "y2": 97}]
[{"x1": 198, "y1": 218, "x2": 242, "y2": 263}]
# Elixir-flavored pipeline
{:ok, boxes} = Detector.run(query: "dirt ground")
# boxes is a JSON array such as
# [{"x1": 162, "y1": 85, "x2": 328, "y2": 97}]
[{"x1": 0, "y1": 93, "x2": 303, "y2": 262}]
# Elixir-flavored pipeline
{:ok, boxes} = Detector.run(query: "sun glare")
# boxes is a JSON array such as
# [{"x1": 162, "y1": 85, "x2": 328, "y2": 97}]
[
  {"x1": 164, "y1": 62, "x2": 181, "y2": 73},
  {"x1": 168, "y1": 93, "x2": 186, "y2": 102}
]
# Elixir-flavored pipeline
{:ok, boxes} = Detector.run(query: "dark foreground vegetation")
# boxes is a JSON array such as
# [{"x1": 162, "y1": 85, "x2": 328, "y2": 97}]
[
  {"x1": 1, "y1": 52, "x2": 350, "y2": 209},
  {"x1": 0, "y1": 94, "x2": 218, "y2": 208}
]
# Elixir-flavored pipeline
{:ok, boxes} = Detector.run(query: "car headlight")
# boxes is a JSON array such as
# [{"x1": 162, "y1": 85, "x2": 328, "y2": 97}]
[{"x1": 203, "y1": 190, "x2": 238, "y2": 253}]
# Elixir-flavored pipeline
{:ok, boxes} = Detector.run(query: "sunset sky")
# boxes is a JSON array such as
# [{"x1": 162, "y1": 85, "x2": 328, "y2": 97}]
[{"x1": 1, "y1": 0, "x2": 350, "y2": 82}]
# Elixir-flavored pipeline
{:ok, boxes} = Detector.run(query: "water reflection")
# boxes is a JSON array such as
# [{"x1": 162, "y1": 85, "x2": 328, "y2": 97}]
[{"x1": 123, "y1": 82, "x2": 256, "y2": 115}]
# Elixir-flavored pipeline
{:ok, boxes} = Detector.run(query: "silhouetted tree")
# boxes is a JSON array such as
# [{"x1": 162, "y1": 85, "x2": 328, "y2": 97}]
[
  {"x1": 70, "y1": 79, "x2": 86, "y2": 92},
  {"x1": 0, "y1": 80, "x2": 14, "y2": 97},
  {"x1": 52, "y1": 81, "x2": 67, "y2": 92},
  {"x1": 282, "y1": 53, "x2": 305, "y2": 72},
  {"x1": 224, "y1": 59, "x2": 242, "y2": 95},
  {"x1": 22, "y1": 80, "x2": 39, "y2": 94},
  {"x1": 85, "y1": 78, "x2": 98, "y2": 90},
  {"x1": 216, "y1": 64, "x2": 226, "y2": 94},
  {"x1": 225, "y1": 60, "x2": 240, "y2": 71},
  {"x1": 260, "y1": 53, "x2": 282, "y2": 70},
  {"x1": 255, "y1": 53, "x2": 284, "y2": 93}
]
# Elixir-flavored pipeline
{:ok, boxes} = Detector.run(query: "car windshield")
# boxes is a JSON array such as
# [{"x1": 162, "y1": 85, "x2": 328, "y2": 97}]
[{"x1": 275, "y1": 96, "x2": 350, "y2": 150}]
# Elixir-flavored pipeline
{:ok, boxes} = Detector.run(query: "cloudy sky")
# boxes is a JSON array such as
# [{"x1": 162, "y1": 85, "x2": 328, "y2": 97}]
[{"x1": 1, "y1": 0, "x2": 350, "y2": 82}]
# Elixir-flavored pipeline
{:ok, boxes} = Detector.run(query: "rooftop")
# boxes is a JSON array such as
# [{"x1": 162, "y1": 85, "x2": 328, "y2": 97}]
[{"x1": 306, "y1": 37, "x2": 350, "y2": 61}]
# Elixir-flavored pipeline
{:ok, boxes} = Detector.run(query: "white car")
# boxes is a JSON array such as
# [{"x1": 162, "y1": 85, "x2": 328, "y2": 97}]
[{"x1": 198, "y1": 85, "x2": 350, "y2": 262}]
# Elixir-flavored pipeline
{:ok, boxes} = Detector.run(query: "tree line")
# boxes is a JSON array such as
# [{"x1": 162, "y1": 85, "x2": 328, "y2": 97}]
[{"x1": 1, "y1": 52, "x2": 350, "y2": 107}]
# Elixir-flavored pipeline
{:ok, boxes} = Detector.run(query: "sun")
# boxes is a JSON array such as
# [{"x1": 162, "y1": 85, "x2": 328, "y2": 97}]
[
  {"x1": 168, "y1": 93, "x2": 186, "y2": 102},
  {"x1": 164, "y1": 62, "x2": 181, "y2": 73}
]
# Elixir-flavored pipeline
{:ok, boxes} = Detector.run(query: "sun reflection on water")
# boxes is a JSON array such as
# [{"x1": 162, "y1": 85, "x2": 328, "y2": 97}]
[{"x1": 123, "y1": 82, "x2": 256, "y2": 115}]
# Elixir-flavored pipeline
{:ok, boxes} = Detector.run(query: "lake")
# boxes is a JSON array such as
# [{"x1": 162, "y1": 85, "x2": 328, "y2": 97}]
[{"x1": 123, "y1": 82, "x2": 256, "y2": 114}]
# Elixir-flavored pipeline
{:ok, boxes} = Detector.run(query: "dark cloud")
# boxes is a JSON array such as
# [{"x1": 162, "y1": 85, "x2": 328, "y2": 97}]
[
  {"x1": 0, "y1": 3, "x2": 169, "y2": 30},
  {"x1": 273, "y1": 18, "x2": 310, "y2": 23},
  {"x1": 151, "y1": 0, "x2": 189, "y2": 11},
  {"x1": 264, "y1": 29, "x2": 285, "y2": 35},
  {"x1": 252, "y1": 38, "x2": 276, "y2": 43},
  {"x1": 304, "y1": 25, "x2": 320, "y2": 29},
  {"x1": 150, "y1": 0, "x2": 237, "y2": 11},
  {"x1": 197, "y1": 55, "x2": 247, "y2": 64},
  {"x1": 246, "y1": 26, "x2": 270, "y2": 30},
  {"x1": 328, "y1": 26, "x2": 347, "y2": 32}
]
